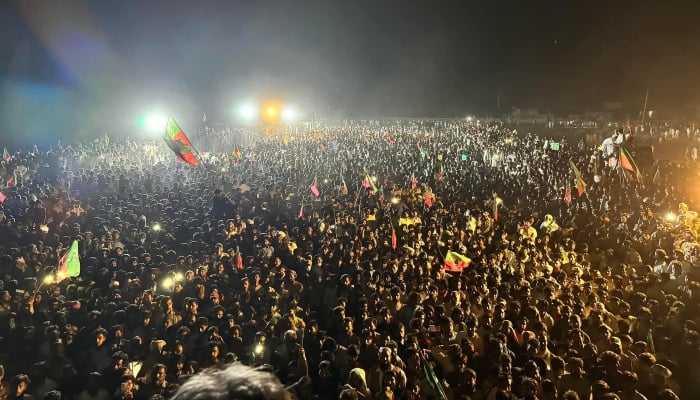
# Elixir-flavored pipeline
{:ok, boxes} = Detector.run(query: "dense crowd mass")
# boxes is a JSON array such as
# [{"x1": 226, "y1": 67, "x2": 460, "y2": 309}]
[{"x1": 1, "y1": 119, "x2": 699, "y2": 400}]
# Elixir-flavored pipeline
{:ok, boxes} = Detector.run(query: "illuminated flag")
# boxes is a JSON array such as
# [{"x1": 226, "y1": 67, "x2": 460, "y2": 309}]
[
  {"x1": 493, "y1": 199, "x2": 499, "y2": 221},
  {"x1": 619, "y1": 147, "x2": 642, "y2": 181},
  {"x1": 391, "y1": 227, "x2": 397, "y2": 250},
  {"x1": 0, "y1": 192, "x2": 5, "y2": 203},
  {"x1": 443, "y1": 251, "x2": 471, "y2": 272},
  {"x1": 57, "y1": 240, "x2": 81, "y2": 281},
  {"x1": 564, "y1": 179, "x2": 572, "y2": 205},
  {"x1": 163, "y1": 117, "x2": 199, "y2": 166},
  {"x1": 2, "y1": 148, "x2": 10, "y2": 163},
  {"x1": 569, "y1": 161, "x2": 586, "y2": 197},
  {"x1": 309, "y1": 178, "x2": 320, "y2": 197}
]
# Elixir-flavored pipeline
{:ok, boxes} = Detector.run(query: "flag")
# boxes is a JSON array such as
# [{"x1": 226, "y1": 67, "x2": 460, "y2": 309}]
[
  {"x1": 564, "y1": 179, "x2": 572, "y2": 205},
  {"x1": 236, "y1": 246, "x2": 244, "y2": 270},
  {"x1": 57, "y1": 240, "x2": 81, "y2": 281},
  {"x1": 410, "y1": 174, "x2": 418, "y2": 190},
  {"x1": 2, "y1": 148, "x2": 10, "y2": 163},
  {"x1": 646, "y1": 328, "x2": 655, "y2": 354},
  {"x1": 361, "y1": 177, "x2": 372, "y2": 188},
  {"x1": 619, "y1": 147, "x2": 642, "y2": 181},
  {"x1": 6, "y1": 177, "x2": 14, "y2": 187},
  {"x1": 420, "y1": 351, "x2": 448, "y2": 400},
  {"x1": 391, "y1": 227, "x2": 397, "y2": 250},
  {"x1": 163, "y1": 117, "x2": 199, "y2": 166},
  {"x1": 569, "y1": 160, "x2": 586, "y2": 197},
  {"x1": 232, "y1": 146, "x2": 241, "y2": 163},
  {"x1": 443, "y1": 251, "x2": 471, "y2": 272},
  {"x1": 298, "y1": 204, "x2": 304, "y2": 219},
  {"x1": 364, "y1": 174, "x2": 380, "y2": 193},
  {"x1": 309, "y1": 179, "x2": 320, "y2": 197},
  {"x1": 0, "y1": 192, "x2": 5, "y2": 203},
  {"x1": 425, "y1": 192, "x2": 434, "y2": 208},
  {"x1": 493, "y1": 198, "x2": 499, "y2": 221}
]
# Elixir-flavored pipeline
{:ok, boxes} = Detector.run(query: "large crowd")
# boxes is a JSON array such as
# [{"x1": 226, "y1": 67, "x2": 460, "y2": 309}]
[{"x1": 0, "y1": 118, "x2": 699, "y2": 400}]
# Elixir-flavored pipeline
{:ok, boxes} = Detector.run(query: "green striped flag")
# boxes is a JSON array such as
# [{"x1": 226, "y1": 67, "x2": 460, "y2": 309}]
[
  {"x1": 620, "y1": 146, "x2": 642, "y2": 181},
  {"x1": 420, "y1": 352, "x2": 447, "y2": 400}
]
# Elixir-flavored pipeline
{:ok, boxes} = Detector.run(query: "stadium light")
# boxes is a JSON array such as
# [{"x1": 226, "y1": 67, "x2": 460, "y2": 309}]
[
  {"x1": 281, "y1": 107, "x2": 297, "y2": 122},
  {"x1": 240, "y1": 104, "x2": 257, "y2": 120},
  {"x1": 144, "y1": 114, "x2": 167, "y2": 132},
  {"x1": 266, "y1": 106, "x2": 277, "y2": 118}
]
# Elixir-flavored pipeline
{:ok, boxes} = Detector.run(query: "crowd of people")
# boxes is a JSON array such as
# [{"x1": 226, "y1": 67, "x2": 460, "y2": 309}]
[{"x1": 0, "y1": 118, "x2": 698, "y2": 400}]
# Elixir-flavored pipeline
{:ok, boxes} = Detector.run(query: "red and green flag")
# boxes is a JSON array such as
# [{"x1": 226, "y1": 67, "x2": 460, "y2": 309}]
[
  {"x1": 443, "y1": 250, "x2": 471, "y2": 272},
  {"x1": 619, "y1": 146, "x2": 642, "y2": 181},
  {"x1": 232, "y1": 145, "x2": 241, "y2": 163},
  {"x1": 163, "y1": 117, "x2": 199, "y2": 166},
  {"x1": 2, "y1": 148, "x2": 10, "y2": 163},
  {"x1": 569, "y1": 160, "x2": 586, "y2": 197}
]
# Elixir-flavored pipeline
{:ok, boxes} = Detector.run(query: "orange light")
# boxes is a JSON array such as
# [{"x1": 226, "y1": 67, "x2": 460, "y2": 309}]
[{"x1": 266, "y1": 107, "x2": 277, "y2": 117}]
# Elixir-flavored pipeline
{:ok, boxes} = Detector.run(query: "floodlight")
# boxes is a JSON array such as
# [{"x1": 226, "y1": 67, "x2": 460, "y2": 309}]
[
  {"x1": 145, "y1": 114, "x2": 167, "y2": 132},
  {"x1": 240, "y1": 104, "x2": 257, "y2": 120},
  {"x1": 266, "y1": 107, "x2": 277, "y2": 117},
  {"x1": 281, "y1": 107, "x2": 296, "y2": 121}
]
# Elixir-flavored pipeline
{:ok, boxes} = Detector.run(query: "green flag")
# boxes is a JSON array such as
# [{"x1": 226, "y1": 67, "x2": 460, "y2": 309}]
[
  {"x1": 57, "y1": 240, "x2": 81, "y2": 281},
  {"x1": 420, "y1": 352, "x2": 447, "y2": 399}
]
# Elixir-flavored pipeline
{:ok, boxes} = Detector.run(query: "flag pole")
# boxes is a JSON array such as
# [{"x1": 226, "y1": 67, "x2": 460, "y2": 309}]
[{"x1": 641, "y1": 90, "x2": 649, "y2": 125}]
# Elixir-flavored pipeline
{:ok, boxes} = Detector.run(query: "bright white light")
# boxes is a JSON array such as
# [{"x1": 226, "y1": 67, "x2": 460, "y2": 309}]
[
  {"x1": 145, "y1": 114, "x2": 167, "y2": 132},
  {"x1": 174, "y1": 272, "x2": 184, "y2": 282},
  {"x1": 391, "y1": 197, "x2": 400, "y2": 204},
  {"x1": 665, "y1": 212, "x2": 676, "y2": 222},
  {"x1": 466, "y1": 116, "x2": 474, "y2": 122},
  {"x1": 240, "y1": 104, "x2": 257, "y2": 120},
  {"x1": 281, "y1": 108, "x2": 297, "y2": 121},
  {"x1": 161, "y1": 277, "x2": 174, "y2": 291},
  {"x1": 152, "y1": 223, "x2": 161, "y2": 232}
]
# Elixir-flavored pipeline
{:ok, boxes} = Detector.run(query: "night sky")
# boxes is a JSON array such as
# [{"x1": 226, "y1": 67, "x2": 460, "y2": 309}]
[{"x1": 1, "y1": 0, "x2": 699, "y2": 142}]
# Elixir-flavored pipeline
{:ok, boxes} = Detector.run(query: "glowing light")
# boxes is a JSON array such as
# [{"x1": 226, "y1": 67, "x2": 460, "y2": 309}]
[
  {"x1": 266, "y1": 107, "x2": 277, "y2": 117},
  {"x1": 39, "y1": 224, "x2": 49, "y2": 233},
  {"x1": 221, "y1": 167, "x2": 227, "y2": 173},
  {"x1": 665, "y1": 212, "x2": 676, "y2": 222},
  {"x1": 254, "y1": 344, "x2": 264, "y2": 354},
  {"x1": 466, "y1": 116, "x2": 474, "y2": 122},
  {"x1": 240, "y1": 104, "x2": 257, "y2": 120},
  {"x1": 281, "y1": 107, "x2": 296, "y2": 121},
  {"x1": 152, "y1": 223, "x2": 161, "y2": 232},
  {"x1": 144, "y1": 114, "x2": 167, "y2": 132},
  {"x1": 43, "y1": 275, "x2": 54, "y2": 285},
  {"x1": 391, "y1": 197, "x2": 400, "y2": 205},
  {"x1": 161, "y1": 277, "x2": 174, "y2": 291},
  {"x1": 174, "y1": 272, "x2": 184, "y2": 282}
]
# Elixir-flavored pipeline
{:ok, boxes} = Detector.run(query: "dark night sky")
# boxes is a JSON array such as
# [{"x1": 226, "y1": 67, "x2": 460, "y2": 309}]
[{"x1": 1, "y1": 0, "x2": 699, "y2": 141}]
